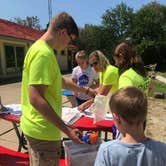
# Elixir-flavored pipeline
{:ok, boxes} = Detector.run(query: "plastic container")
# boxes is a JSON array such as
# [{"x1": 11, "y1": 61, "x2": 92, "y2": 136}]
[{"x1": 63, "y1": 139, "x2": 102, "y2": 166}]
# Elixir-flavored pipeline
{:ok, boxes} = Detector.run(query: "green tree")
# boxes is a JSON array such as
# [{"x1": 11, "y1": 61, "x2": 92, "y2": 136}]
[
  {"x1": 132, "y1": 2, "x2": 166, "y2": 42},
  {"x1": 100, "y1": 2, "x2": 134, "y2": 62},
  {"x1": 102, "y1": 2, "x2": 134, "y2": 41},
  {"x1": 12, "y1": 16, "x2": 41, "y2": 30},
  {"x1": 133, "y1": 2, "x2": 166, "y2": 67},
  {"x1": 79, "y1": 25, "x2": 103, "y2": 52},
  {"x1": 78, "y1": 25, "x2": 114, "y2": 61}
]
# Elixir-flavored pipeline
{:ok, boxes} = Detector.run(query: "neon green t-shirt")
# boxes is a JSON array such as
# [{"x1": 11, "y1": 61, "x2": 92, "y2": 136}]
[
  {"x1": 119, "y1": 68, "x2": 149, "y2": 93},
  {"x1": 99, "y1": 65, "x2": 119, "y2": 93},
  {"x1": 20, "y1": 40, "x2": 62, "y2": 141}
]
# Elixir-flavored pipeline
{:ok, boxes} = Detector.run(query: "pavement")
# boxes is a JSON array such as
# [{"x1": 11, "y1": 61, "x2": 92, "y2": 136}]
[{"x1": 0, "y1": 79, "x2": 75, "y2": 152}]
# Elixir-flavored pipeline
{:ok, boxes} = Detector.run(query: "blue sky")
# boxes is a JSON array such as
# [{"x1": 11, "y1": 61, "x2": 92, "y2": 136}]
[{"x1": 1, "y1": 0, "x2": 166, "y2": 29}]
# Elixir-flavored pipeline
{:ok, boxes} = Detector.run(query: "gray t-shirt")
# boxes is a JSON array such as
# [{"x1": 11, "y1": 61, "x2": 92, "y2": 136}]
[{"x1": 95, "y1": 139, "x2": 166, "y2": 166}]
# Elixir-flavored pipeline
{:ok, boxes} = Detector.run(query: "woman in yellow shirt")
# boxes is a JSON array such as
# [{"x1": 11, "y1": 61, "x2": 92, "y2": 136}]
[
  {"x1": 78, "y1": 50, "x2": 119, "y2": 111},
  {"x1": 113, "y1": 41, "x2": 150, "y2": 93}
]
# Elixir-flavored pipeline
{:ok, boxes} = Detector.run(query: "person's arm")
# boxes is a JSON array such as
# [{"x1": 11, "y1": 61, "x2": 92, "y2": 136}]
[
  {"x1": 71, "y1": 78, "x2": 78, "y2": 97},
  {"x1": 97, "y1": 84, "x2": 112, "y2": 96},
  {"x1": 62, "y1": 76, "x2": 96, "y2": 98},
  {"x1": 29, "y1": 84, "x2": 84, "y2": 143},
  {"x1": 72, "y1": 78, "x2": 77, "y2": 84},
  {"x1": 78, "y1": 98, "x2": 94, "y2": 112},
  {"x1": 90, "y1": 79, "x2": 99, "y2": 89},
  {"x1": 90, "y1": 69, "x2": 99, "y2": 89},
  {"x1": 78, "y1": 84, "x2": 111, "y2": 112}
]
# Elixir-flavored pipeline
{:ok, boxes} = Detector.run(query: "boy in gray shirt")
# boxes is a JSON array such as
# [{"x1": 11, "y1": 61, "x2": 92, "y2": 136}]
[{"x1": 95, "y1": 87, "x2": 166, "y2": 166}]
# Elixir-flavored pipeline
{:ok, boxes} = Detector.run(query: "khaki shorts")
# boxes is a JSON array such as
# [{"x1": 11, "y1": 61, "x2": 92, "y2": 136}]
[{"x1": 25, "y1": 135, "x2": 61, "y2": 166}]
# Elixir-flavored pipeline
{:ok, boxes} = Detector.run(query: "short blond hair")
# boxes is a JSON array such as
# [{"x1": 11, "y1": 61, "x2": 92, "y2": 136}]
[{"x1": 75, "y1": 50, "x2": 87, "y2": 60}]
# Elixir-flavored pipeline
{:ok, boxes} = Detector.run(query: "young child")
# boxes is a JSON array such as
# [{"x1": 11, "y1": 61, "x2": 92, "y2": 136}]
[
  {"x1": 78, "y1": 50, "x2": 119, "y2": 111},
  {"x1": 71, "y1": 50, "x2": 99, "y2": 105},
  {"x1": 95, "y1": 87, "x2": 166, "y2": 166}
]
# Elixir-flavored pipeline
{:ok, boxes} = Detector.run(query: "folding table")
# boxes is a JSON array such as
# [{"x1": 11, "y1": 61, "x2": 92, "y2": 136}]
[
  {"x1": 0, "y1": 114, "x2": 26, "y2": 152},
  {"x1": 0, "y1": 112, "x2": 115, "y2": 152}
]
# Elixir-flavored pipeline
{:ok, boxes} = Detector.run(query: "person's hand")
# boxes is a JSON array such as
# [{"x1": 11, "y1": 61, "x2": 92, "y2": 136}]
[
  {"x1": 85, "y1": 87, "x2": 96, "y2": 98},
  {"x1": 67, "y1": 127, "x2": 85, "y2": 144},
  {"x1": 74, "y1": 92, "x2": 78, "y2": 97},
  {"x1": 78, "y1": 104, "x2": 86, "y2": 112},
  {"x1": 78, "y1": 98, "x2": 94, "y2": 112}
]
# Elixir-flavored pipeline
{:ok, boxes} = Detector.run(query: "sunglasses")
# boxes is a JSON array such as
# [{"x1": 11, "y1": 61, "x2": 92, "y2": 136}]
[{"x1": 90, "y1": 61, "x2": 98, "y2": 67}]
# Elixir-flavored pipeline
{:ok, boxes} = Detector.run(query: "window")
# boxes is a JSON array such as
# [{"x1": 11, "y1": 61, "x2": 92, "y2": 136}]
[
  {"x1": 61, "y1": 50, "x2": 65, "y2": 55},
  {"x1": 16, "y1": 47, "x2": 25, "y2": 68},
  {"x1": 5, "y1": 46, "x2": 15, "y2": 68},
  {"x1": 5, "y1": 45, "x2": 25, "y2": 72}
]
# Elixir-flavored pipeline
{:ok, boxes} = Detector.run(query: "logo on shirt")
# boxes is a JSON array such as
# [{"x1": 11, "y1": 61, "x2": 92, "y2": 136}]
[{"x1": 78, "y1": 74, "x2": 89, "y2": 86}]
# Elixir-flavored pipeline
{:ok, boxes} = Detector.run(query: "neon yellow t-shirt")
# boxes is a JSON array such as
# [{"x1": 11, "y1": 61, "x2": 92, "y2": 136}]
[
  {"x1": 99, "y1": 65, "x2": 119, "y2": 93},
  {"x1": 20, "y1": 40, "x2": 62, "y2": 141},
  {"x1": 119, "y1": 68, "x2": 149, "y2": 93}
]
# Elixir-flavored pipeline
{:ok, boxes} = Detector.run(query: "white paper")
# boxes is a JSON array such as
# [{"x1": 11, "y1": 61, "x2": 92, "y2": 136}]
[
  {"x1": 0, "y1": 104, "x2": 21, "y2": 115},
  {"x1": 62, "y1": 107, "x2": 84, "y2": 125}
]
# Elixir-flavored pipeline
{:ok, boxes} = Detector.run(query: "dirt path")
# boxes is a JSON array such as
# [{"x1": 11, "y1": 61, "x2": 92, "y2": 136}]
[{"x1": 146, "y1": 98, "x2": 166, "y2": 143}]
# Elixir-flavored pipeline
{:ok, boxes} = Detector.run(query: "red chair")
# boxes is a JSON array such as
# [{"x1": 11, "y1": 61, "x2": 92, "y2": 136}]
[{"x1": 0, "y1": 146, "x2": 66, "y2": 166}]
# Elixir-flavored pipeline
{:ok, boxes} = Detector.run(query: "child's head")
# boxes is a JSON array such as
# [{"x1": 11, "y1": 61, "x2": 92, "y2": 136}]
[
  {"x1": 109, "y1": 87, "x2": 147, "y2": 126},
  {"x1": 75, "y1": 50, "x2": 88, "y2": 68}
]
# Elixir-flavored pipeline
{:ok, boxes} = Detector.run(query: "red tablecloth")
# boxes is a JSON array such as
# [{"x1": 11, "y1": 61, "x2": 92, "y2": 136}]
[
  {"x1": 0, "y1": 113, "x2": 115, "y2": 152},
  {"x1": 0, "y1": 114, "x2": 114, "y2": 132},
  {"x1": 72, "y1": 116, "x2": 113, "y2": 132},
  {"x1": 0, "y1": 114, "x2": 20, "y2": 123},
  {"x1": 0, "y1": 146, "x2": 66, "y2": 166}
]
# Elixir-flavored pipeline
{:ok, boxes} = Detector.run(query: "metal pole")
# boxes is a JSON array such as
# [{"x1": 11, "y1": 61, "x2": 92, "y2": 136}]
[{"x1": 48, "y1": 0, "x2": 52, "y2": 23}]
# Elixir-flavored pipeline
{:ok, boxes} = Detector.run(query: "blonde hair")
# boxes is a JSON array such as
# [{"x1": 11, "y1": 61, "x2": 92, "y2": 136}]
[
  {"x1": 89, "y1": 50, "x2": 110, "y2": 71},
  {"x1": 109, "y1": 86, "x2": 147, "y2": 125},
  {"x1": 75, "y1": 50, "x2": 87, "y2": 60}
]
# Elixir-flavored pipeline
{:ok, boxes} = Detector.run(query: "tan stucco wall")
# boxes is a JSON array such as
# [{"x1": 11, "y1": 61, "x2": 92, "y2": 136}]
[
  {"x1": 0, "y1": 38, "x2": 30, "y2": 75},
  {"x1": 0, "y1": 37, "x2": 69, "y2": 77}
]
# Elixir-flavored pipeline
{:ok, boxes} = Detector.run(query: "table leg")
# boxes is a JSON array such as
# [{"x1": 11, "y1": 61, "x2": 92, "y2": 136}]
[
  {"x1": 0, "y1": 127, "x2": 15, "y2": 136},
  {"x1": 12, "y1": 122, "x2": 27, "y2": 152},
  {"x1": 104, "y1": 132, "x2": 108, "y2": 141}
]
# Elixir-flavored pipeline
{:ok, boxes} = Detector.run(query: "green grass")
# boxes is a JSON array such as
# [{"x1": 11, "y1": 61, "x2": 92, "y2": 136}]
[
  {"x1": 153, "y1": 80, "x2": 166, "y2": 93},
  {"x1": 148, "y1": 71, "x2": 166, "y2": 96},
  {"x1": 151, "y1": 72, "x2": 166, "y2": 95}
]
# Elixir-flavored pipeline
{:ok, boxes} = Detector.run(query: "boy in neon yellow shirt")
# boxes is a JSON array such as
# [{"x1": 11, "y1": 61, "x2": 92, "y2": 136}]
[{"x1": 21, "y1": 12, "x2": 96, "y2": 166}]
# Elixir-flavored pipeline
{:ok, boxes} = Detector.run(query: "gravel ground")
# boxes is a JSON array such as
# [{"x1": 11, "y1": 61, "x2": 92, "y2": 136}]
[{"x1": 146, "y1": 98, "x2": 166, "y2": 143}]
